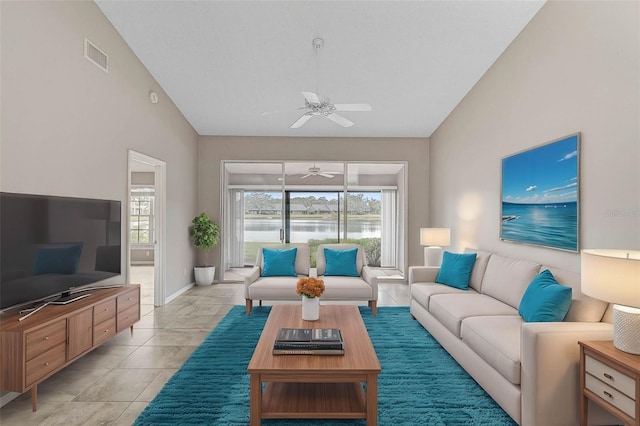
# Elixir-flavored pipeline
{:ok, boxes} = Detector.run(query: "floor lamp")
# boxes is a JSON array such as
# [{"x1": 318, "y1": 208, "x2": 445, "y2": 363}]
[
  {"x1": 581, "y1": 249, "x2": 640, "y2": 354},
  {"x1": 420, "y1": 228, "x2": 451, "y2": 267}
]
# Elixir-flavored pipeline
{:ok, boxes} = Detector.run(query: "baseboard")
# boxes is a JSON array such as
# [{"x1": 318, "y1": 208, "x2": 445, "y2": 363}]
[
  {"x1": 165, "y1": 282, "x2": 194, "y2": 304},
  {"x1": 0, "y1": 391, "x2": 20, "y2": 408}
]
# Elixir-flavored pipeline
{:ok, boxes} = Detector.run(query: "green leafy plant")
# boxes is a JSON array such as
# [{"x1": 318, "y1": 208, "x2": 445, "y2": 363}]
[{"x1": 190, "y1": 213, "x2": 220, "y2": 265}]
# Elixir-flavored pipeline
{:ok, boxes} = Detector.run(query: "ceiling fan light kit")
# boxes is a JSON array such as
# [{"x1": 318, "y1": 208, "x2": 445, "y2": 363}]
[{"x1": 285, "y1": 37, "x2": 372, "y2": 129}]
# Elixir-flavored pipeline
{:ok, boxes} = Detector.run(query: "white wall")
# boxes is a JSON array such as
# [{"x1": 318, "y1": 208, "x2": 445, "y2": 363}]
[
  {"x1": 198, "y1": 136, "x2": 429, "y2": 270},
  {"x1": 429, "y1": 0, "x2": 639, "y2": 271},
  {"x1": 1, "y1": 1, "x2": 199, "y2": 297}
]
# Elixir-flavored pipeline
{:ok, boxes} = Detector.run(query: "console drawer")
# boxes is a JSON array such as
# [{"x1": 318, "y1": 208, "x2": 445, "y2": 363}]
[
  {"x1": 586, "y1": 373, "x2": 636, "y2": 419},
  {"x1": 25, "y1": 320, "x2": 66, "y2": 361},
  {"x1": 25, "y1": 342, "x2": 66, "y2": 387},
  {"x1": 93, "y1": 317, "x2": 116, "y2": 346},
  {"x1": 117, "y1": 304, "x2": 139, "y2": 332},
  {"x1": 117, "y1": 289, "x2": 139, "y2": 313},
  {"x1": 586, "y1": 355, "x2": 636, "y2": 399},
  {"x1": 94, "y1": 299, "x2": 116, "y2": 325}
]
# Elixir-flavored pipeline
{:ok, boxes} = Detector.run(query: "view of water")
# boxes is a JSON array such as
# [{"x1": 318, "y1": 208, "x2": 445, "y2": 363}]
[
  {"x1": 501, "y1": 202, "x2": 578, "y2": 251},
  {"x1": 245, "y1": 218, "x2": 380, "y2": 243}
]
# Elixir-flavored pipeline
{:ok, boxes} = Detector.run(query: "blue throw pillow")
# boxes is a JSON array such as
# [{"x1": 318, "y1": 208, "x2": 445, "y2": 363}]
[
  {"x1": 519, "y1": 270, "x2": 572, "y2": 322},
  {"x1": 435, "y1": 251, "x2": 477, "y2": 290},
  {"x1": 261, "y1": 247, "x2": 297, "y2": 277},
  {"x1": 324, "y1": 247, "x2": 359, "y2": 277},
  {"x1": 33, "y1": 244, "x2": 83, "y2": 275}
]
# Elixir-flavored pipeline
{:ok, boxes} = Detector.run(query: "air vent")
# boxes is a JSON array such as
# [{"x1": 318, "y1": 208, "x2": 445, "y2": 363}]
[{"x1": 84, "y1": 38, "x2": 108, "y2": 73}]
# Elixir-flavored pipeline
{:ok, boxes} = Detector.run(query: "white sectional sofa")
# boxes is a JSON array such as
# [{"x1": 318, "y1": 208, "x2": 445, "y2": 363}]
[
  {"x1": 244, "y1": 243, "x2": 378, "y2": 315},
  {"x1": 409, "y1": 248, "x2": 616, "y2": 426}
]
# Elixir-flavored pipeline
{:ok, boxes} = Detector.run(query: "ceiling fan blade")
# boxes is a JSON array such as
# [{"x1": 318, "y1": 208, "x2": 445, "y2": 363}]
[
  {"x1": 318, "y1": 173, "x2": 334, "y2": 178},
  {"x1": 325, "y1": 113, "x2": 354, "y2": 127},
  {"x1": 302, "y1": 91, "x2": 321, "y2": 104},
  {"x1": 300, "y1": 173, "x2": 312, "y2": 179},
  {"x1": 290, "y1": 114, "x2": 312, "y2": 129},
  {"x1": 334, "y1": 103, "x2": 372, "y2": 112}
]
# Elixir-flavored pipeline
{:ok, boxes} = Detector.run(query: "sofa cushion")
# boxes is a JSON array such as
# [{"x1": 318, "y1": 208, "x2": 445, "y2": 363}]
[
  {"x1": 435, "y1": 251, "x2": 477, "y2": 290},
  {"x1": 410, "y1": 283, "x2": 478, "y2": 311},
  {"x1": 429, "y1": 293, "x2": 519, "y2": 338},
  {"x1": 461, "y1": 316, "x2": 523, "y2": 385},
  {"x1": 316, "y1": 244, "x2": 365, "y2": 276},
  {"x1": 519, "y1": 270, "x2": 572, "y2": 322},
  {"x1": 323, "y1": 247, "x2": 359, "y2": 276},
  {"x1": 541, "y1": 266, "x2": 609, "y2": 322},
  {"x1": 261, "y1": 247, "x2": 297, "y2": 277},
  {"x1": 247, "y1": 276, "x2": 302, "y2": 300},
  {"x1": 463, "y1": 248, "x2": 492, "y2": 292},
  {"x1": 256, "y1": 244, "x2": 310, "y2": 276},
  {"x1": 321, "y1": 276, "x2": 374, "y2": 299},
  {"x1": 481, "y1": 254, "x2": 541, "y2": 309}
]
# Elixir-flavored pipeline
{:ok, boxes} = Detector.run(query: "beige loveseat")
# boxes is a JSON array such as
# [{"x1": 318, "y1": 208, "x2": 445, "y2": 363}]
[
  {"x1": 409, "y1": 248, "x2": 616, "y2": 426},
  {"x1": 244, "y1": 243, "x2": 378, "y2": 315}
]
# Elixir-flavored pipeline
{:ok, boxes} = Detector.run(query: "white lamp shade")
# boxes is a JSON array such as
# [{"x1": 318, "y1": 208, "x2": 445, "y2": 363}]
[
  {"x1": 581, "y1": 249, "x2": 640, "y2": 308},
  {"x1": 420, "y1": 228, "x2": 451, "y2": 247}
]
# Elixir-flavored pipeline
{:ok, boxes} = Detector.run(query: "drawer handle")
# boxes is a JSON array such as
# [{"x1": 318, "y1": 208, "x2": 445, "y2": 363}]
[
  {"x1": 104, "y1": 329, "x2": 109, "y2": 333},
  {"x1": 603, "y1": 373, "x2": 613, "y2": 380},
  {"x1": 44, "y1": 336, "x2": 49, "y2": 340},
  {"x1": 45, "y1": 362, "x2": 49, "y2": 366},
  {"x1": 128, "y1": 297, "x2": 132, "y2": 301},
  {"x1": 603, "y1": 390, "x2": 613, "y2": 399}
]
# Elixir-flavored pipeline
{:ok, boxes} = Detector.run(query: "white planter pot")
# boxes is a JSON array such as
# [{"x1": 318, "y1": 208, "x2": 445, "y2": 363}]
[
  {"x1": 301, "y1": 295, "x2": 320, "y2": 321},
  {"x1": 194, "y1": 266, "x2": 215, "y2": 285}
]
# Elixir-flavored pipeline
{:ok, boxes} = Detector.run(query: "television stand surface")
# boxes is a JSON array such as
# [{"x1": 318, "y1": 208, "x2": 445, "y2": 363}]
[{"x1": 50, "y1": 293, "x2": 91, "y2": 305}]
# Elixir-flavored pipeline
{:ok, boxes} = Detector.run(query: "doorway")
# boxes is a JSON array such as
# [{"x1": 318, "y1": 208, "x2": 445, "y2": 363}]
[{"x1": 128, "y1": 150, "x2": 166, "y2": 309}]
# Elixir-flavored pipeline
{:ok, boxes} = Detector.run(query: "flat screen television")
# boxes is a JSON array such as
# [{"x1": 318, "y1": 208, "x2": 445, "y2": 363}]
[{"x1": 0, "y1": 192, "x2": 122, "y2": 312}]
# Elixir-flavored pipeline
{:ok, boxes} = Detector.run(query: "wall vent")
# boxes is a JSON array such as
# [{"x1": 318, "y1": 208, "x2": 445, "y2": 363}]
[{"x1": 84, "y1": 38, "x2": 108, "y2": 73}]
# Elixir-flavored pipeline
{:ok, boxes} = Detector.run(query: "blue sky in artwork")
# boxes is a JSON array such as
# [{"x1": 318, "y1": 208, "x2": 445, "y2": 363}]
[{"x1": 502, "y1": 135, "x2": 578, "y2": 204}]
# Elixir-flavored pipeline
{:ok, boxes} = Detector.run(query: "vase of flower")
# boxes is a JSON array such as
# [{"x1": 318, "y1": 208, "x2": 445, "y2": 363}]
[
  {"x1": 296, "y1": 277, "x2": 325, "y2": 321},
  {"x1": 301, "y1": 295, "x2": 320, "y2": 321}
]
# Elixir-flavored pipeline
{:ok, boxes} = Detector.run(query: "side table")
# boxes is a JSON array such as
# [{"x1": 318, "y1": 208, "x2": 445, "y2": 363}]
[{"x1": 579, "y1": 340, "x2": 640, "y2": 426}]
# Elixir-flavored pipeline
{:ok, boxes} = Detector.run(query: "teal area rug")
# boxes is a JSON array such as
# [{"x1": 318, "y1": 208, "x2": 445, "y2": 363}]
[{"x1": 135, "y1": 306, "x2": 516, "y2": 425}]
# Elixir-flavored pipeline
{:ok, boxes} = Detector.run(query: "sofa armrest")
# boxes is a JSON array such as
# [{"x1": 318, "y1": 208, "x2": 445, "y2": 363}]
[
  {"x1": 361, "y1": 266, "x2": 379, "y2": 300},
  {"x1": 520, "y1": 321, "x2": 613, "y2": 426},
  {"x1": 243, "y1": 266, "x2": 261, "y2": 298},
  {"x1": 408, "y1": 266, "x2": 440, "y2": 285}
]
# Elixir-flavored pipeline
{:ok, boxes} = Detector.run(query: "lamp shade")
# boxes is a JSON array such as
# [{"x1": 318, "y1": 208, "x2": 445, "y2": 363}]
[
  {"x1": 420, "y1": 228, "x2": 451, "y2": 247},
  {"x1": 580, "y1": 249, "x2": 640, "y2": 308}
]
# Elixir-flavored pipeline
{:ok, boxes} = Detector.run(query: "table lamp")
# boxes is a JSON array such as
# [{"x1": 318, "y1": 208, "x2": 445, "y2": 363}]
[
  {"x1": 581, "y1": 249, "x2": 640, "y2": 354},
  {"x1": 420, "y1": 228, "x2": 451, "y2": 267}
]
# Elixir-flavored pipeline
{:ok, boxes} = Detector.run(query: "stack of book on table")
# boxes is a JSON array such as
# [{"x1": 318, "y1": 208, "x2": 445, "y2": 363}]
[{"x1": 273, "y1": 327, "x2": 345, "y2": 355}]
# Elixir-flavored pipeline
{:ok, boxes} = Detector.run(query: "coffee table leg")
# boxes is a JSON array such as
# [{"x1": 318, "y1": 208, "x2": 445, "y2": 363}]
[
  {"x1": 366, "y1": 374, "x2": 378, "y2": 426},
  {"x1": 250, "y1": 374, "x2": 261, "y2": 426}
]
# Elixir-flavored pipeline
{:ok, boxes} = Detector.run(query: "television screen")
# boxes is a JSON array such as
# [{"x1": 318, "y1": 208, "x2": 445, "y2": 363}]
[{"x1": 0, "y1": 192, "x2": 121, "y2": 311}]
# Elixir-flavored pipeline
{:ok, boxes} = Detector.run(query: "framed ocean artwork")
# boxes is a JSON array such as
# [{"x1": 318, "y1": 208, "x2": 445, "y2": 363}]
[{"x1": 500, "y1": 133, "x2": 580, "y2": 252}]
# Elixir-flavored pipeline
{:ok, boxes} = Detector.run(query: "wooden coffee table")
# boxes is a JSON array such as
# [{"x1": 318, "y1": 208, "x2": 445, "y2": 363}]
[{"x1": 247, "y1": 304, "x2": 381, "y2": 425}]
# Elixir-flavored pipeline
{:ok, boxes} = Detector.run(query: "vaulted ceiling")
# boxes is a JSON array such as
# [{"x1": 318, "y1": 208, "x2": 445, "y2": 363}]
[{"x1": 96, "y1": 1, "x2": 545, "y2": 138}]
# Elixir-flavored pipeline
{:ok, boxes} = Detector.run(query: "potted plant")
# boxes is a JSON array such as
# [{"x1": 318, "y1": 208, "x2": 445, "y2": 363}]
[{"x1": 190, "y1": 212, "x2": 220, "y2": 285}]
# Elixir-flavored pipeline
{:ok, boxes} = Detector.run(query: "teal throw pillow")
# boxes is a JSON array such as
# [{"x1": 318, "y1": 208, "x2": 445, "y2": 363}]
[
  {"x1": 435, "y1": 251, "x2": 477, "y2": 290},
  {"x1": 324, "y1": 247, "x2": 359, "y2": 277},
  {"x1": 33, "y1": 244, "x2": 83, "y2": 275},
  {"x1": 261, "y1": 247, "x2": 297, "y2": 277},
  {"x1": 519, "y1": 269, "x2": 572, "y2": 322}
]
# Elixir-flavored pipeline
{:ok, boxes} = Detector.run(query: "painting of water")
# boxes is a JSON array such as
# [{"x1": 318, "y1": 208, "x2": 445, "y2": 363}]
[{"x1": 501, "y1": 133, "x2": 580, "y2": 252}]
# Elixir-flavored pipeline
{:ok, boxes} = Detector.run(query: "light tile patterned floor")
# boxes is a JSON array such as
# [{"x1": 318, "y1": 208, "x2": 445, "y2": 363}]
[{"x1": 0, "y1": 267, "x2": 409, "y2": 425}]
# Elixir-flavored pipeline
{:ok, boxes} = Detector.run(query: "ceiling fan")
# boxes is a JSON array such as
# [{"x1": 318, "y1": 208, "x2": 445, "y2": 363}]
[
  {"x1": 291, "y1": 91, "x2": 372, "y2": 129},
  {"x1": 263, "y1": 38, "x2": 372, "y2": 129},
  {"x1": 300, "y1": 163, "x2": 341, "y2": 179}
]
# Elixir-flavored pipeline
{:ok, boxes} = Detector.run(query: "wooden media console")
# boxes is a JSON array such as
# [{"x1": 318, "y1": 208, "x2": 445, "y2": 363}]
[{"x1": 0, "y1": 285, "x2": 140, "y2": 411}]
